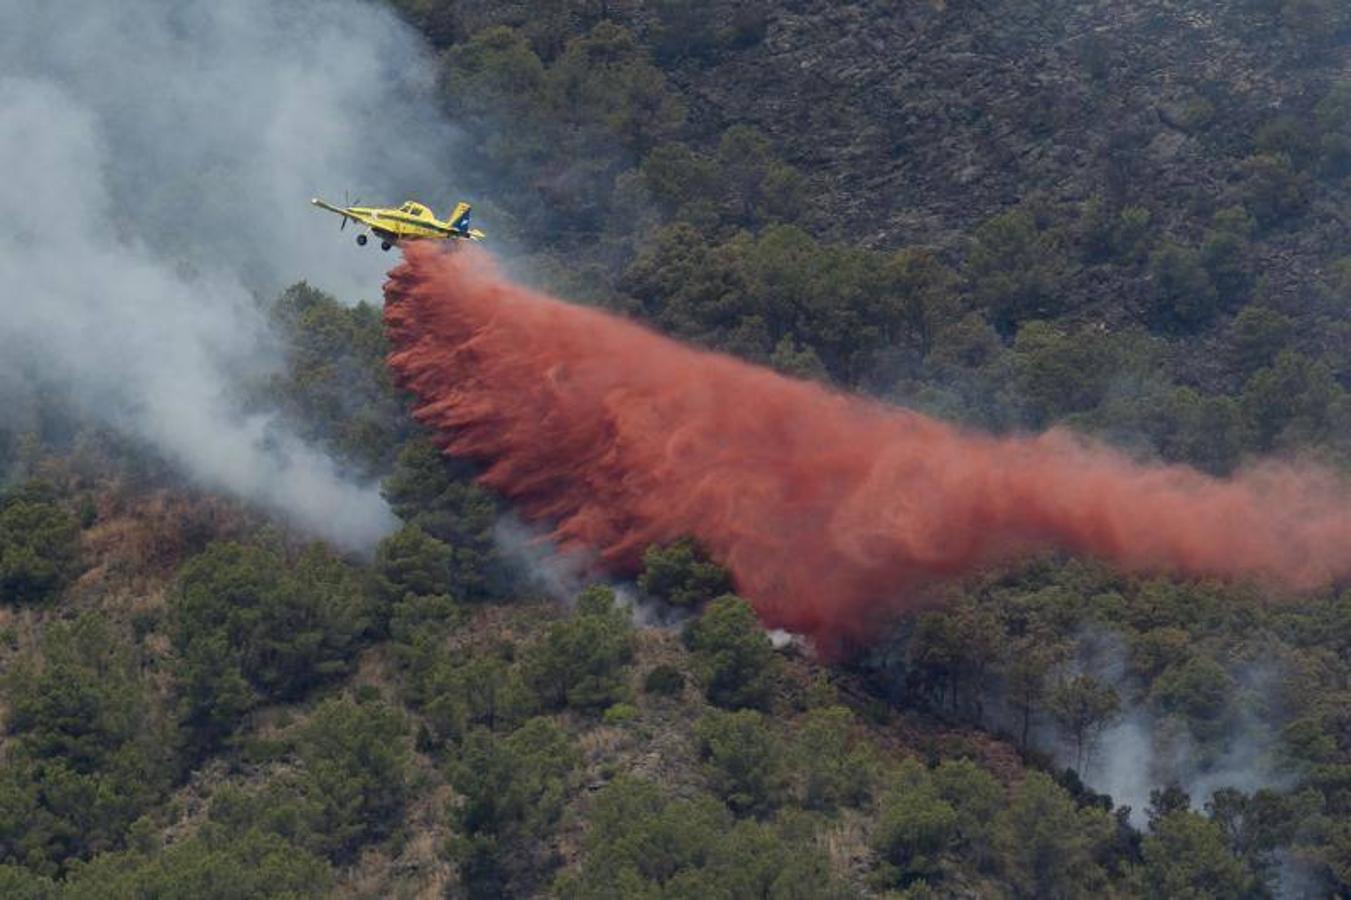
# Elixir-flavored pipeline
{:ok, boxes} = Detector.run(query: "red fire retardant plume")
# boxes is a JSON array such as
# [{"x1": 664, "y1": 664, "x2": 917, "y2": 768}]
[{"x1": 385, "y1": 243, "x2": 1351, "y2": 648}]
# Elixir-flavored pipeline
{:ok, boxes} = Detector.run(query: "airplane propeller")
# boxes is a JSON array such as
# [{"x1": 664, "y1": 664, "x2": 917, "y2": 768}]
[{"x1": 339, "y1": 190, "x2": 362, "y2": 231}]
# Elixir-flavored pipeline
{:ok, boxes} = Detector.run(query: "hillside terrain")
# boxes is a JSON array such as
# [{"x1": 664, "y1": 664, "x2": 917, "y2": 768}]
[{"x1": 3, "y1": 1, "x2": 1351, "y2": 897}]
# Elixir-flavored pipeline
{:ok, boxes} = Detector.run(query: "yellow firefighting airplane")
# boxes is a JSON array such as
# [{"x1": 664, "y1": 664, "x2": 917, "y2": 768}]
[{"x1": 310, "y1": 195, "x2": 485, "y2": 250}]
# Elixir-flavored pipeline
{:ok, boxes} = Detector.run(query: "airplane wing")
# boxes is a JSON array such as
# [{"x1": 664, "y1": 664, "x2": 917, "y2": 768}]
[
  {"x1": 311, "y1": 197, "x2": 350, "y2": 217},
  {"x1": 310, "y1": 195, "x2": 364, "y2": 222},
  {"x1": 311, "y1": 197, "x2": 377, "y2": 233}
]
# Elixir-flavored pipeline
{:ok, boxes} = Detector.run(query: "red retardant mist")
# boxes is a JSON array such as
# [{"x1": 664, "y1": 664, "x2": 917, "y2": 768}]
[{"x1": 385, "y1": 243, "x2": 1351, "y2": 650}]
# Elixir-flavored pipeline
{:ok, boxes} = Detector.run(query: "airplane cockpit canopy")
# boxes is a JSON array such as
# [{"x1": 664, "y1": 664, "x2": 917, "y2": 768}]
[{"x1": 400, "y1": 201, "x2": 430, "y2": 217}]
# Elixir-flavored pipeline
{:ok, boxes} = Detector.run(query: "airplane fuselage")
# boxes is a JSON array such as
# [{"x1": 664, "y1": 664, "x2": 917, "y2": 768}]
[{"x1": 353, "y1": 207, "x2": 457, "y2": 241}]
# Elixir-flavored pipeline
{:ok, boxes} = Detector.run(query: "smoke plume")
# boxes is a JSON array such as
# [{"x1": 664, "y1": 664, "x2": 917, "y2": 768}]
[
  {"x1": 386, "y1": 244, "x2": 1351, "y2": 647},
  {"x1": 0, "y1": 0, "x2": 460, "y2": 549}
]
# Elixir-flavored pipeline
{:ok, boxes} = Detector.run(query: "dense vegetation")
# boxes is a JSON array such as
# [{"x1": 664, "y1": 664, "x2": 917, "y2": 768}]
[{"x1": 4, "y1": 0, "x2": 1351, "y2": 896}]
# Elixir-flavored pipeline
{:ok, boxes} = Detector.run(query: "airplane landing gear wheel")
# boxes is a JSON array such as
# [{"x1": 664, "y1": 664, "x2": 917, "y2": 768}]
[
  {"x1": 381, "y1": 241, "x2": 392, "y2": 251},
  {"x1": 356, "y1": 234, "x2": 367, "y2": 246}
]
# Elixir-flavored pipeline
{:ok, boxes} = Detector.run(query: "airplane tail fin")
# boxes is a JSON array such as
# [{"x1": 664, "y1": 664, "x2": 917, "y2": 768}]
[{"x1": 447, "y1": 201, "x2": 474, "y2": 234}]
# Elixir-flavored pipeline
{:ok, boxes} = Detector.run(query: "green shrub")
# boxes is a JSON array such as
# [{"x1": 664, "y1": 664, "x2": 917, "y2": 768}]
[
  {"x1": 795, "y1": 706, "x2": 878, "y2": 811},
  {"x1": 994, "y1": 773, "x2": 1113, "y2": 897},
  {"x1": 1140, "y1": 811, "x2": 1256, "y2": 898},
  {"x1": 0, "y1": 616, "x2": 175, "y2": 875},
  {"x1": 1239, "y1": 153, "x2": 1311, "y2": 229},
  {"x1": 1316, "y1": 81, "x2": 1351, "y2": 177},
  {"x1": 638, "y1": 538, "x2": 731, "y2": 607},
  {"x1": 291, "y1": 697, "x2": 411, "y2": 862},
  {"x1": 382, "y1": 439, "x2": 506, "y2": 601},
  {"x1": 449, "y1": 717, "x2": 578, "y2": 895},
  {"x1": 373, "y1": 524, "x2": 455, "y2": 607},
  {"x1": 61, "y1": 828, "x2": 332, "y2": 899},
  {"x1": 523, "y1": 585, "x2": 634, "y2": 712},
  {"x1": 603, "y1": 703, "x2": 640, "y2": 725},
  {"x1": 557, "y1": 777, "x2": 848, "y2": 899},
  {"x1": 170, "y1": 541, "x2": 370, "y2": 751},
  {"x1": 1229, "y1": 306, "x2": 1293, "y2": 376},
  {"x1": 874, "y1": 759, "x2": 960, "y2": 885},
  {"x1": 684, "y1": 595, "x2": 779, "y2": 710},
  {"x1": 442, "y1": 26, "x2": 548, "y2": 119},
  {"x1": 643, "y1": 664, "x2": 686, "y2": 697},
  {"x1": 968, "y1": 210, "x2": 1066, "y2": 328},
  {"x1": 696, "y1": 709, "x2": 785, "y2": 816},
  {"x1": 0, "y1": 482, "x2": 80, "y2": 605},
  {"x1": 1150, "y1": 243, "x2": 1219, "y2": 329}
]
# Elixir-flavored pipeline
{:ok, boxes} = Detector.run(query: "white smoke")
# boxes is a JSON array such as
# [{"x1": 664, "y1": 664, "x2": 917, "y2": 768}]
[
  {"x1": 492, "y1": 516, "x2": 695, "y2": 628},
  {"x1": 492, "y1": 515, "x2": 596, "y2": 603},
  {"x1": 0, "y1": 0, "x2": 465, "y2": 550},
  {"x1": 1029, "y1": 634, "x2": 1288, "y2": 827},
  {"x1": 1081, "y1": 705, "x2": 1287, "y2": 826}
]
